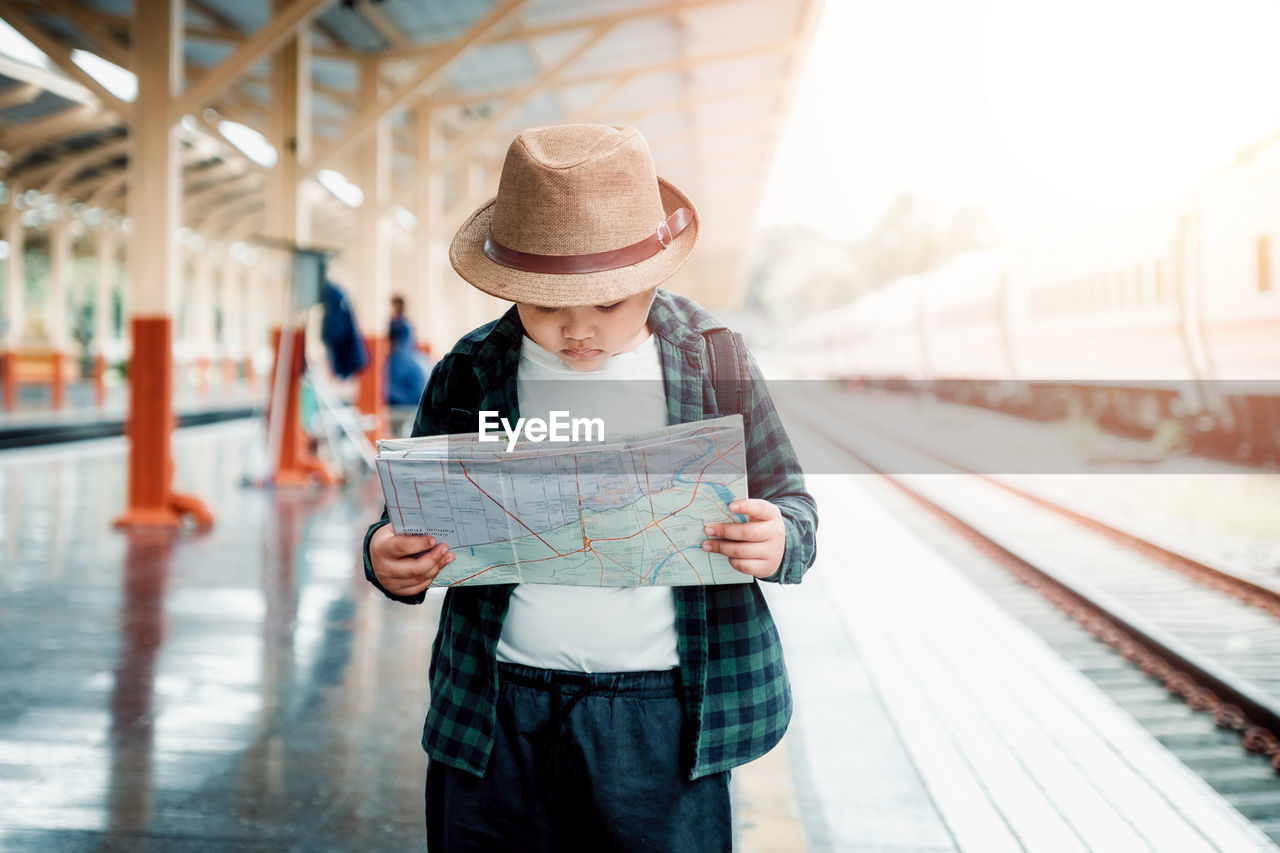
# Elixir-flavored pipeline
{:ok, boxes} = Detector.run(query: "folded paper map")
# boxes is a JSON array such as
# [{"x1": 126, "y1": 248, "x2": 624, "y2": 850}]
[{"x1": 375, "y1": 414, "x2": 751, "y2": 587}]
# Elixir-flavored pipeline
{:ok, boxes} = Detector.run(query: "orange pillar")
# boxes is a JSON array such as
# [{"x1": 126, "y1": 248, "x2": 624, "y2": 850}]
[
  {"x1": 267, "y1": 326, "x2": 336, "y2": 487},
  {"x1": 358, "y1": 334, "x2": 388, "y2": 441},
  {"x1": 0, "y1": 351, "x2": 14, "y2": 410},
  {"x1": 116, "y1": 0, "x2": 212, "y2": 531},
  {"x1": 94, "y1": 353, "x2": 107, "y2": 407},
  {"x1": 49, "y1": 351, "x2": 65, "y2": 410},
  {"x1": 114, "y1": 317, "x2": 214, "y2": 530}
]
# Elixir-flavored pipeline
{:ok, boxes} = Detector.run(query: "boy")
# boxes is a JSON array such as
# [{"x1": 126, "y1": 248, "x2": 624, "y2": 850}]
[{"x1": 364, "y1": 124, "x2": 818, "y2": 851}]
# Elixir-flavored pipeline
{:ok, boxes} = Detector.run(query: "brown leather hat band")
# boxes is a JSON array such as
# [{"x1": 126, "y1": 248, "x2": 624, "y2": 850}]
[{"x1": 483, "y1": 207, "x2": 693, "y2": 275}]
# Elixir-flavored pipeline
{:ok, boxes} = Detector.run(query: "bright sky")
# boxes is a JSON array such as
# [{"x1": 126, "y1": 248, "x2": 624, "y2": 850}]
[{"x1": 757, "y1": 0, "x2": 1280, "y2": 244}]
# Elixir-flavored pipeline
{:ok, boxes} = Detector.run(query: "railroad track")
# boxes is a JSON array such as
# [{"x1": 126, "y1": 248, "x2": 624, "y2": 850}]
[
  {"x1": 783, "y1": 387, "x2": 1280, "y2": 843},
  {"x1": 0, "y1": 405, "x2": 257, "y2": 449}
]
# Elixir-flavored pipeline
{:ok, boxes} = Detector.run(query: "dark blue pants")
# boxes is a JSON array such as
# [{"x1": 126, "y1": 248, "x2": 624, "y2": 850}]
[{"x1": 425, "y1": 661, "x2": 732, "y2": 852}]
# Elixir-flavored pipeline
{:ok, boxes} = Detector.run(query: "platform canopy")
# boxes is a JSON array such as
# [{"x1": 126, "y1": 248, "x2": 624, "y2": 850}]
[{"x1": 0, "y1": 0, "x2": 820, "y2": 311}]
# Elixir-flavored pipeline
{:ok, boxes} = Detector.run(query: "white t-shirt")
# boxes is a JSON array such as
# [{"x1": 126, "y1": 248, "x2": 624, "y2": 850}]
[{"x1": 494, "y1": 331, "x2": 679, "y2": 672}]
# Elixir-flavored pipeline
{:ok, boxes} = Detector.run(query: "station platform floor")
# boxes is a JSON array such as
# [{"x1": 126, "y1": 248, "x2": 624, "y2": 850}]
[
  {"x1": 0, "y1": 381, "x2": 259, "y2": 424},
  {"x1": 0, "y1": 421, "x2": 1273, "y2": 851}
]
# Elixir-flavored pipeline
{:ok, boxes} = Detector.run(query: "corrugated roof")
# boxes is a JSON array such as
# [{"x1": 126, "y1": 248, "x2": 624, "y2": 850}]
[{"x1": 0, "y1": 0, "x2": 820, "y2": 308}]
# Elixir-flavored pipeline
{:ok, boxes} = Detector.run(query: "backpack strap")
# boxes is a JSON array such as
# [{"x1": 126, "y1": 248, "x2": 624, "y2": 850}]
[{"x1": 702, "y1": 327, "x2": 748, "y2": 417}]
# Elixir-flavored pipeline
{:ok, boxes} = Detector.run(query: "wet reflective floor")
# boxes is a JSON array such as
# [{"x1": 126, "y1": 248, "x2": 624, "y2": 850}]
[
  {"x1": 0, "y1": 423, "x2": 438, "y2": 851},
  {"x1": 5, "y1": 417, "x2": 1272, "y2": 851}
]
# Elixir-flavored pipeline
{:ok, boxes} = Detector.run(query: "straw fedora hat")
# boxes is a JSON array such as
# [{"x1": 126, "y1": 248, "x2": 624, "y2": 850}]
[{"x1": 448, "y1": 124, "x2": 700, "y2": 307}]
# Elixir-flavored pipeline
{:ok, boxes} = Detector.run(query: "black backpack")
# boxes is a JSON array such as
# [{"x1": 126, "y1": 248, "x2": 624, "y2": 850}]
[{"x1": 443, "y1": 328, "x2": 747, "y2": 435}]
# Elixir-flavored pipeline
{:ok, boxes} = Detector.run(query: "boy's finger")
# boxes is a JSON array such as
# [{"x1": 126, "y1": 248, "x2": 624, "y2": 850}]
[
  {"x1": 726, "y1": 557, "x2": 773, "y2": 576},
  {"x1": 391, "y1": 534, "x2": 436, "y2": 556},
  {"x1": 389, "y1": 544, "x2": 453, "y2": 576},
  {"x1": 705, "y1": 520, "x2": 775, "y2": 541},
  {"x1": 397, "y1": 576, "x2": 438, "y2": 597},
  {"x1": 727, "y1": 499, "x2": 779, "y2": 521},
  {"x1": 703, "y1": 539, "x2": 766, "y2": 559},
  {"x1": 410, "y1": 543, "x2": 454, "y2": 570}
]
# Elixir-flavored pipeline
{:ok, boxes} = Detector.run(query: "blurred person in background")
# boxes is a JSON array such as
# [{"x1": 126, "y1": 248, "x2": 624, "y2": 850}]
[{"x1": 385, "y1": 294, "x2": 431, "y2": 408}]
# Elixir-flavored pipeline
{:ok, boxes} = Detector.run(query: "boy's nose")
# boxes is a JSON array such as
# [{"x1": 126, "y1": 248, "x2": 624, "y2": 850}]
[{"x1": 563, "y1": 323, "x2": 594, "y2": 343}]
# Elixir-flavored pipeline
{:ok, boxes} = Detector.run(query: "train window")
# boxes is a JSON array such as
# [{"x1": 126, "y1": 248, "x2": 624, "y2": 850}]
[{"x1": 1259, "y1": 235, "x2": 1273, "y2": 293}]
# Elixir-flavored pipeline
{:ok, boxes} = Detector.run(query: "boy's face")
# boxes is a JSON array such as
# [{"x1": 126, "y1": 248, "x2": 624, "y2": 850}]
[{"x1": 517, "y1": 286, "x2": 657, "y2": 372}]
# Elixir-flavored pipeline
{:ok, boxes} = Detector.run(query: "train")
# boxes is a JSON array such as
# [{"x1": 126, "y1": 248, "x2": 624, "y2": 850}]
[{"x1": 790, "y1": 140, "x2": 1280, "y2": 466}]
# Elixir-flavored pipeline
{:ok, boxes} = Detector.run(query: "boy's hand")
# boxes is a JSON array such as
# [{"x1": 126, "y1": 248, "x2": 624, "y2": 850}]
[
  {"x1": 369, "y1": 523, "x2": 455, "y2": 596},
  {"x1": 701, "y1": 498, "x2": 785, "y2": 578}
]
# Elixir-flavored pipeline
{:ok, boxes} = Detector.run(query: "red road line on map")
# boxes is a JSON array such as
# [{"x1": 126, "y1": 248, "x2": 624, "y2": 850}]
[
  {"x1": 649, "y1": 522, "x2": 702, "y2": 584},
  {"x1": 597, "y1": 548, "x2": 646, "y2": 581},
  {"x1": 457, "y1": 459, "x2": 561, "y2": 555},
  {"x1": 705, "y1": 438, "x2": 744, "y2": 475},
  {"x1": 447, "y1": 564, "x2": 503, "y2": 585},
  {"x1": 589, "y1": 437, "x2": 744, "y2": 546},
  {"x1": 383, "y1": 459, "x2": 408, "y2": 530},
  {"x1": 447, "y1": 433, "x2": 742, "y2": 585},
  {"x1": 445, "y1": 547, "x2": 580, "y2": 586},
  {"x1": 643, "y1": 447, "x2": 655, "y2": 524},
  {"x1": 576, "y1": 454, "x2": 587, "y2": 549}
]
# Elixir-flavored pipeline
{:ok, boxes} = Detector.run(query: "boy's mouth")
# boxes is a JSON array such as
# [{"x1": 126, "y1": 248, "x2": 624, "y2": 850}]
[{"x1": 562, "y1": 348, "x2": 603, "y2": 359}]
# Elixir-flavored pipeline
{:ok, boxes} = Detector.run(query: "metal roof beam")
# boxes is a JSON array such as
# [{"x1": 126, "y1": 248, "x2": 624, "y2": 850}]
[
  {"x1": 428, "y1": 36, "x2": 799, "y2": 107},
  {"x1": 0, "y1": 54, "x2": 93, "y2": 105},
  {"x1": 37, "y1": 0, "x2": 131, "y2": 68},
  {"x1": 168, "y1": 0, "x2": 334, "y2": 123},
  {"x1": 378, "y1": 0, "x2": 742, "y2": 61},
  {"x1": 0, "y1": 2, "x2": 134, "y2": 117},
  {"x1": 217, "y1": 207, "x2": 265, "y2": 241},
  {"x1": 24, "y1": 0, "x2": 358, "y2": 61},
  {"x1": 185, "y1": 25, "x2": 356, "y2": 60},
  {"x1": 353, "y1": 0, "x2": 404, "y2": 49},
  {"x1": 46, "y1": 138, "x2": 130, "y2": 192},
  {"x1": 184, "y1": 170, "x2": 261, "y2": 216},
  {"x1": 571, "y1": 72, "x2": 636, "y2": 119},
  {"x1": 597, "y1": 77, "x2": 792, "y2": 125},
  {"x1": 187, "y1": 0, "x2": 348, "y2": 61},
  {"x1": 723, "y1": 0, "x2": 821, "y2": 303},
  {"x1": 1, "y1": 103, "x2": 98, "y2": 151},
  {"x1": 200, "y1": 195, "x2": 263, "y2": 237},
  {"x1": 190, "y1": 186, "x2": 263, "y2": 229},
  {"x1": 84, "y1": 169, "x2": 126, "y2": 207},
  {"x1": 62, "y1": 142, "x2": 208, "y2": 206},
  {"x1": 304, "y1": 0, "x2": 527, "y2": 180},
  {"x1": 647, "y1": 115, "x2": 774, "y2": 147},
  {"x1": 386, "y1": 21, "x2": 616, "y2": 215},
  {"x1": 0, "y1": 82, "x2": 41, "y2": 111}
]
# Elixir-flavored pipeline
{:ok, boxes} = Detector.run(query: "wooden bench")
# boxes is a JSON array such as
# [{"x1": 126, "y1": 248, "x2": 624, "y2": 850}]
[{"x1": 1, "y1": 348, "x2": 78, "y2": 409}]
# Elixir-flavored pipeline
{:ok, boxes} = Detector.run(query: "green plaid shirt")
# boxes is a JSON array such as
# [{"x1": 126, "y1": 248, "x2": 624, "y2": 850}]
[{"x1": 363, "y1": 287, "x2": 818, "y2": 780}]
